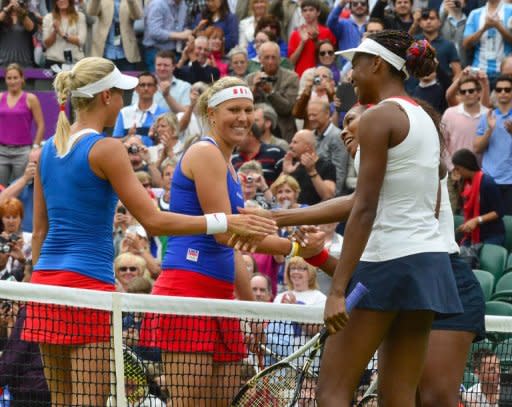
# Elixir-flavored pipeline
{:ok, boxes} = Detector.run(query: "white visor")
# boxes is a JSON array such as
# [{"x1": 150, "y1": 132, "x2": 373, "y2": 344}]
[
  {"x1": 336, "y1": 38, "x2": 409, "y2": 79},
  {"x1": 70, "y1": 67, "x2": 138, "y2": 98}
]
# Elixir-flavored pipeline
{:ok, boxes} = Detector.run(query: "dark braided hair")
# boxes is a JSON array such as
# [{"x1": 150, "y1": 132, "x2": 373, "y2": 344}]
[{"x1": 367, "y1": 30, "x2": 437, "y2": 79}]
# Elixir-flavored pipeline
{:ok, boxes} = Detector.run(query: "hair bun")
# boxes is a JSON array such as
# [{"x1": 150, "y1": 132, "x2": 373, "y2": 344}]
[{"x1": 405, "y1": 39, "x2": 437, "y2": 79}]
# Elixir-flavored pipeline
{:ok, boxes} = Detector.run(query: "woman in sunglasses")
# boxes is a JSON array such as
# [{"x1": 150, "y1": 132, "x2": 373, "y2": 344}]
[
  {"x1": 114, "y1": 252, "x2": 147, "y2": 292},
  {"x1": 316, "y1": 40, "x2": 341, "y2": 83}
]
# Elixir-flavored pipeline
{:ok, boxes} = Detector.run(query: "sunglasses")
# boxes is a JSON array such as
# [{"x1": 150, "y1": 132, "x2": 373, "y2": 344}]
[
  {"x1": 351, "y1": 1, "x2": 367, "y2": 6},
  {"x1": 496, "y1": 87, "x2": 512, "y2": 93},
  {"x1": 319, "y1": 50, "x2": 335, "y2": 56},
  {"x1": 459, "y1": 88, "x2": 477, "y2": 95},
  {"x1": 118, "y1": 266, "x2": 138, "y2": 273}
]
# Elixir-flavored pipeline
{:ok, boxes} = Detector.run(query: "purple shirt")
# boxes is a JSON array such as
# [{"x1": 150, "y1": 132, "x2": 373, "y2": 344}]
[{"x1": 0, "y1": 92, "x2": 33, "y2": 145}]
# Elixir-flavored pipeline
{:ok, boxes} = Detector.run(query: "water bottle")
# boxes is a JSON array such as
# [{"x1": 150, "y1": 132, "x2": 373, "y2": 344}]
[{"x1": 0, "y1": 385, "x2": 11, "y2": 407}]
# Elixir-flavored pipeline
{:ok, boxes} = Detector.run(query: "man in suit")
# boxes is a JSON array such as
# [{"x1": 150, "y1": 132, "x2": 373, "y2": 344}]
[
  {"x1": 246, "y1": 41, "x2": 299, "y2": 142},
  {"x1": 307, "y1": 99, "x2": 349, "y2": 196}
]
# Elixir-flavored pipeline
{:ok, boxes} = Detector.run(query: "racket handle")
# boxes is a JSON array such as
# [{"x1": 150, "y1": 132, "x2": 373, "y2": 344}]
[{"x1": 345, "y1": 282, "x2": 369, "y2": 313}]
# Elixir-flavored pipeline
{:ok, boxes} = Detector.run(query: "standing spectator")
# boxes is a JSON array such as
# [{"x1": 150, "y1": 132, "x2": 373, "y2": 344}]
[
  {"x1": 202, "y1": 25, "x2": 230, "y2": 77},
  {"x1": 370, "y1": 0, "x2": 414, "y2": 32},
  {"x1": 247, "y1": 41, "x2": 299, "y2": 142},
  {"x1": 142, "y1": 0, "x2": 191, "y2": 72},
  {"x1": 247, "y1": 28, "x2": 294, "y2": 73},
  {"x1": 42, "y1": 0, "x2": 87, "y2": 67},
  {"x1": 184, "y1": 0, "x2": 207, "y2": 29},
  {"x1": 462, "y1": 0, "x2": 512, "y2": 83},
  {"x1": 288, "y1": 0, "x2": 336, "y2": 77},
  {"x1": 417, "y1": 8, "x2": 461, "y2": 81},
  {"x1": 462, "y1": 349, "x2": 501, "y2": 406},
  {"x1": 0, "y1": 64, "x2": 44, "y2": 187},
  {"x1": 253, "y1": 103, "x2": 289, "y2": 151},
  {"x1": 308, "y1": 99, "x2": 349, "y2": 197},
  {"x1": 349, "y1": 0, "x2": 370, "y2": 34},
  {"x1": 175, "y1": 35, "x2": 221, "y2": 83},
  {"x1": 474, "y1": 75, "x2": 512, "y2": 214},
  {"x1": 0, "y1": 0, "x2": 37, "y2": 67},
  {"x1": 133, "y1": 50, "x2": 192, "y2": 113},
  {"x1": 247, "y1": 15, "x2": 289, "y2": 59},
  {"x1": 227, "y1": 45, "x2": 250, "y2": 78},
  {"x1": 231, "y1": 121, "x2": 285, "y2": 185},
  {"x1": 327, "y1": 0, "x2": 362, "y2": 65},
  {"x1": 194, "y1": 0, "x2": 238, "y2": 52},
  {"x1": 442, "y1": 76, "x2": 488, "y2": 171},
  {"x1": 283, "y1": 129, "x2": 336, "y2": 205},
  {"x1": 440, "y1": 0, "x2": 469, "y2": 67},
  {"x1": 87, "y1": 0, "x2": 143, "y2": 71},
  {"x1": 113, "y1": 72, "x2": 169, "y2": 146},
  {"x1": 238, "y1": 0, "x2": 268, "y2": 49}
]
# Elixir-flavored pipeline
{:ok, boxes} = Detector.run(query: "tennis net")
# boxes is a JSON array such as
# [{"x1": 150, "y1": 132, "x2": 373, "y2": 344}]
[{"x1": 0, "y1": 280, "x2": 510, "y2": 406}]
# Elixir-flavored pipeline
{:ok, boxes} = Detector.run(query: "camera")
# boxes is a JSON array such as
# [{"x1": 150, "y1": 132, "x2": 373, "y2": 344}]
[
  {"x1": 421, "y1": 9, "x2": 431, "y2": 19},
  {"x1": 260, "y1": 76, "x2": 277, "y2": 84},
  {"x1": 453, "y1": 0, "x2": 461, "y2": 7},
  {"x1": 313, "y1": 75, "x2": 322, "y2": 85},
  {"x1": 117, "y1": 206, "x2": 127, "y2": 215},
  {"x1": 63, "y1": 49, "x2": 73, "y2": 65},
  {"x1": 0, "y1": 234, "x2": 20, "y2": 254},
  {"x1": 127, "y1": 144, "x2": 139, "y2": 154},
  {"x1": 246, "y1": 175, "x2": 254, "y2": 183}
]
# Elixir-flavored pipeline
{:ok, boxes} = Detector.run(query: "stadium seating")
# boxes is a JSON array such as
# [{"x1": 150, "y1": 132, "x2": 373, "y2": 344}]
[
  {"x1": 479, "y1": 244, "x2": 509, "y2": 286},
  {"x1": 474, "y1": 269, "x2": 495, "y2": 301},
  {"x1": 491, "y1": 273, "x2": 512, "y2": 303},
  {"x1": 503, "y1": 215, "x2": 512, "y2": 253},
  {"x1": 486, "y1": 301, "x2": 512, "y2": 316}
]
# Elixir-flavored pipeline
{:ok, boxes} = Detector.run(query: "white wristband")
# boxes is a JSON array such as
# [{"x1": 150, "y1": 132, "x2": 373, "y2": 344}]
[{"x1": 205, "y1": 213, "x2": 228, "y2": 235}]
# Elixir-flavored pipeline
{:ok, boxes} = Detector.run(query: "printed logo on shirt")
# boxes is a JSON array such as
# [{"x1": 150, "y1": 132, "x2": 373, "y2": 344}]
[{"x1": 186, "y1": 248, "x2": 199, "y2": 262}]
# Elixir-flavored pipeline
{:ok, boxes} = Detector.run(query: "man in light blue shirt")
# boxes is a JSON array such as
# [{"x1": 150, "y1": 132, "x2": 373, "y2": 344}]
[{"x1": 142, "y1": 0, "x2": 192, "y2": 71}]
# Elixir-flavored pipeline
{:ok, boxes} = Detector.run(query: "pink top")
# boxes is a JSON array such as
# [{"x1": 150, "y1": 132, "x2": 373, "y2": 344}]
[{"x1": 0, "y1": 92, "x2": 33, "y2": 146}]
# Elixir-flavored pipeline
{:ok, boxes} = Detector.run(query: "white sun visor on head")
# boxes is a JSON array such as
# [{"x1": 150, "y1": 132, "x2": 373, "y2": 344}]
[
  {"x1": 70, "y1": 67, "x2": 139, "y2": 98},
  {"x1": 336, "y1": 38, "x2": 409, "y2": 79}
]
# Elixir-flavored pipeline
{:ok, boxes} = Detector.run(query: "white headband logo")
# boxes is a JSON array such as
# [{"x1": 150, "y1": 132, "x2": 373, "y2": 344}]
[
  {"x1": 208, "y1": 86, "x2": 254, "y2": 108},
  {"x1": 70, "y1": 67, "x2": 122, "y2": 99}
]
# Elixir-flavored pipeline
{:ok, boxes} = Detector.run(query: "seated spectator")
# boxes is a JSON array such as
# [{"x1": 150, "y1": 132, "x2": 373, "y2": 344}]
[
  {"x1": 175, "y1": 35, "x2": 221, "y2": 84},
  {"x1": 253, "y1": 103, "x2": 289, "y2": 151},
  {"x1": 193, "y1": 0, "x2": 238, "y2": 52},
  {"x1": 231, "y1": 118, "x2": 286, "y2": 186},
  {"x1": 201, "y1": 25, "x2": 229, "y2": 77},
  {"x1": 247, "y1": 28, "x2": 294, "y2": 73},
  {"x1": 0, "y1": 147, "x2": 41, "y2": 233},
  {"x1": 411, "y1": 69, "x2": 448, "y2": 114},
  {"x1": 462, "y1": 349, "x2": 500, "y2": 406},
  {"x1": 288, "y1": 0, "x2": 336, "y2": 77},
  {"x1": 87, "y1": 0, "x2": 143, "y2": 71},
  {"x1": 114, "y1": 252, "x2": 148, "y2": 292},
  {"x1": 176, "y1": 82, "x2": 209, "y2": 144},
  {"x1": 113, "y1": 202, "x2": 135, "y2": 257},
  {"x1": 113, "y1": 72, "x2": 168, "y2": 146},
  {"x1": 238, "y1": 0, "x2": 268, "y2": 49},
  {"x1": 452, "y1": 148, "x2": 505, "y2": 247},
  {"x1": 270, "y1": 174, "x2": 304, "y2": 210},
  {"x1": 142, "y1": 0, "x2": 191, "y2": 72},
  {"x1": 132, "y1": 50, "x2": 191, "y2": 114},
  {"x1": 238, "y1": 159, "x2": 274, "y2": 209},
  {"x1": 42, "y1": 0, "x2": 87, "y2": 67},
  {"x1": 227, "y1": 46, "x2": 250, "y2": 78},
  {"x1": 315, "y1": 39, "x2": 341, "y2": 84},
  {"x1": 0, "y1": 198, "x2": 29, "y2": 281},
  {"x1": 283, "y1": 129, "x2": 336, "y2": 205},
  {"x1": 247, "y1": 15, "x2": 288, "y2": 59},
  {"x1": 0, "y1": 64, "x2": 44, "y2": 187},
  {"x1": 123, "y1": 136, "x2": 163, "y2": 187},
  {"x1": 120, "y1": 224, "x2": 161, "y2": 279},
  {"x1": 0, "y1": 0, "x2": 37, "y2": 67},
  {"x1": 156, "y1": 158, "x2": 176, "y2": 213},
  {"x1": 242, "y1": 253, "x2": 259, "y2": 275},
  {"x1": 152, "y1": 112, "x2": 181, "y2": 169},
  {"x1": 247, "y1": 41, "x2": 299, "y2": 142}
]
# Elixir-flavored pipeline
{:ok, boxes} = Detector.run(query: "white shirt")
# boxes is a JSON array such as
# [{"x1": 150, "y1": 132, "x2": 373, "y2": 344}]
[
  {"x1": 274, "y1": 289, "x2": 326, "y2": 306},
  {"x1": 462, "y1": 382, "x2": 500, "y2": 407}
]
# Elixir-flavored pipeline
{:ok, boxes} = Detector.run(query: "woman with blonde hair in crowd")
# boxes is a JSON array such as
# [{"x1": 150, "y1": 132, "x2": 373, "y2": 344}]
[
  {"x1": 114, "y1": 252, "x2": 148, "y2": 292},
  {"x1": 20, "y1": 58, "x2": 276, "y2": 406},
  {"x1": 270, "y1": 174, "x2": 304, "y2": 210},
  {"x1": 0, "y1": 63, "x2": 44, "y2": 187},
  {"x1": 238, "y1": 0, "x2": 269, "y2": 49},
  {"x1": 42, "y1": 0, "x2": 87, "y2": 67}
]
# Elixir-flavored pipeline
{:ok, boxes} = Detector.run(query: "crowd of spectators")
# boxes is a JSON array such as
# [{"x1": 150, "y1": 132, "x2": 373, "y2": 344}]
[{"x1": 1, "y1": 0, "x2": 512, "y2": 404}]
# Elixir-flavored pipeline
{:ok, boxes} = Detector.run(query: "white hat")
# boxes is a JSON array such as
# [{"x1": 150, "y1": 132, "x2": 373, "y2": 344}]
[
  {"x1": 336, "y1": 38, "x2": 409, "y2": 79},
  {"x1": 70, "y1": 67, "x2": 138, "y2": 98}
]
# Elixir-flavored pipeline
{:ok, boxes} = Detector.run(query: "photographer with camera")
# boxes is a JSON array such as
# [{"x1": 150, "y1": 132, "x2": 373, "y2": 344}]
[
  {"x1": 247, "y1": 41, "x2": 299, "y2": 142},
  {"x1": 0, "y1": 199, "x2": 28, "y2": 282},
  {"x1": 124, "y1": 136, "x2": 163, "y2": 187}
]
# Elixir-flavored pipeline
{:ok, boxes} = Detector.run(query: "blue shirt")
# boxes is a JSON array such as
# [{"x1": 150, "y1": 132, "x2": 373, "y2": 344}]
[
  {"x1": 463, "y1": 3, "x2": 512, "y2": 75},
  {"x1": 35, "y1": 133, "x2": 118, "y2": 284},
  {"x1": 143, "y1": 0, "x2": 187, "y2": 50},
  {"x1": 193, "y1": 12, "x2": 239, "y2": 52},
  {"x1": 162, "y1": 138, "x2": 244, "y2": 283},
  {"x1": 415, "y1": 34, "x2": 460, "y2": 79},
  {"x1": 131, "y1": 77, "x2": 191, "y2": 110},
  {"x1": 327, "y1": 5, "x2": 362, "y2": 65},
  {"x1": 103, "y1": 0, "x2": 125, "y2": 60},
  {"x1": 113, "y1": 102, "x2": 168, "y2": 146},
  {"x1": 476, "y1": 107, "x2": 512, "y2": 184}
]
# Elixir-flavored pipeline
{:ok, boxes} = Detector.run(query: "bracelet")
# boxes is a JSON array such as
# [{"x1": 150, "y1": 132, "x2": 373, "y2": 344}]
[
  {"x1": 304, "y1": 249, "x2": 329, "y2": 267},
  {"x1": 478, "y1": 216, "x2": 484, "y2": 224},
  {"x1": 32, "y1": 143, "x2": 40, "y2": 149},
  {"x1": 309, "y1": 172, "x2": 318, "y2": 178},
  {"x1": 286, "y1": 241, "x2": 300, "y2": 259},
  {"x1": 205, "y1": 212, "x2": 228, "y2": 234}
]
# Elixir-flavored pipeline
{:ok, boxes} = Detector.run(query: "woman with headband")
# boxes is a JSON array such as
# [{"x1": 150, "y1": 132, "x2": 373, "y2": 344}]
[
  {"x1": 21, "y1": 58, "x2": 277, "y2": 407},
  {"x1": 138, "y1": 76, "x2": 323, "y2": 406}
]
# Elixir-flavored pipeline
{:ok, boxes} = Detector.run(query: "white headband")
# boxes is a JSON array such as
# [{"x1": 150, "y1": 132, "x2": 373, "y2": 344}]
[
  {"x1": 208, "y1": 86, "x2": 254, "y2": 108},
  {"x1": 70, "y1": 66, "x2": 138, "y2": 98},
  {"x1": 337, "y1": 38, "x2": 409, "y2": 79}
]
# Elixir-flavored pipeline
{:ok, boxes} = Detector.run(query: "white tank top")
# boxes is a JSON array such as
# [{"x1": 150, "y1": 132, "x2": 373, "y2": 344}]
[{"x1": 354, "y1": 97, "x2": 446, "y2": 262}]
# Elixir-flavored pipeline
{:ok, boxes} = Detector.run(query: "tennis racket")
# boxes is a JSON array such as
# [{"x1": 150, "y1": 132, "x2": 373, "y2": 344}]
[
  {"x1": 123, "y1": 346, "x2": 150, "y2": 406},
  {"x1": 231, "y1": 282, "x2": 369, "y2": 407}
]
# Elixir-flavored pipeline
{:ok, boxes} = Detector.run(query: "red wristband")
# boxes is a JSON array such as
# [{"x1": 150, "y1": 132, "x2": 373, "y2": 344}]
[{"x1": 305, "y1": 249, "x2": 329, "y2": 267}]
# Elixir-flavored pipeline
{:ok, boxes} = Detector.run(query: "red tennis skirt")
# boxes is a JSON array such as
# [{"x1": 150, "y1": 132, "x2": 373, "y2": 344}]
[
  {"x1": 22, "y1": 270, "x2": 115, "y2": 345},
  {"x1": 138, "y1": 269, "x2": 247, "y2": 363}
]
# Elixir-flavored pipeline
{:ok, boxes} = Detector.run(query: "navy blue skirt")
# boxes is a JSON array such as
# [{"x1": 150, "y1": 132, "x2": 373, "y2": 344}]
[
  {"x1": 346, "y1": 252, "x2": 463, "y2": 316},
  {"x1": 431, "y1": 254, "x2": 486, "y2": 341}
]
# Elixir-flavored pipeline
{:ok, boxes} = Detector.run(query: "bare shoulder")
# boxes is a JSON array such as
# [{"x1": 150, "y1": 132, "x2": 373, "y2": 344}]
[{"x1": 181, "y1": 140, "x2": 227, "y2": 177}]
